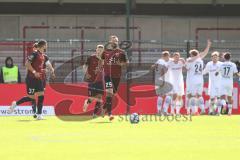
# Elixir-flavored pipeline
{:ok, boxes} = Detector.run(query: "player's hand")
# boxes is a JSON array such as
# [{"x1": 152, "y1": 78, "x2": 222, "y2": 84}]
[
  {"x1": 85, "y1": 73, "x2": 91, "y2": 80},
  {"x1": 151, "y1": 64, "x2": 156, "y2": 70},
  {"x1": 207, "y1": 39, "x2": 212, "y2": 47},
  {"x1": 215, "y1": 72, "x2": 219, "y2": 76},
  {"x1": 34, "y1": 72, "x2": 41, "y2": 78}
]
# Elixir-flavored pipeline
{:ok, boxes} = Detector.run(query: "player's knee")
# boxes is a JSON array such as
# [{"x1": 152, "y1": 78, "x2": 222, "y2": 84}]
[
  {"x1": 28, "y1": 95, "x2": 35, "y2": 99},
  {"x1": 165, "y1": 96, "x2": 172, "y2": 105},
  {"x1": 221, "y1": 99, "x2": 226, "y2": 106},
  {"x1": 106, "y1": 89, "x2": 113, "y2": 96},
  {"x1": 198, "y1": 97, "x2": 204, "y2": 106},
  {"x1": 217, "y1": 99, "x2": 222, "y2": 106},
  {"x1": 189, "y1": 97, "x2": 196, "y2": 106}
]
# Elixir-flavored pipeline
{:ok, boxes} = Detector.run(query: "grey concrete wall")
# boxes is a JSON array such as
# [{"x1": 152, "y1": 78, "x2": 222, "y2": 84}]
[{"x1": 1, "y1": 15, "x2": 240, "y2": 42}]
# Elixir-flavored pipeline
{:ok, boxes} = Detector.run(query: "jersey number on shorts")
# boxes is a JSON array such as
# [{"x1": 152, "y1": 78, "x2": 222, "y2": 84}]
[
  {"x1": 223, "y1": 66, "x2": 230, "y2": 76},
  {"x1": 105, "y1": 82, "x2": 113, "y2": 88},
  {"x1": 28, "y1": 88, "x2": 35, "y2": 94},
  {"x1": 195, "y1": 64, "x2": 202, "y2": 74}
]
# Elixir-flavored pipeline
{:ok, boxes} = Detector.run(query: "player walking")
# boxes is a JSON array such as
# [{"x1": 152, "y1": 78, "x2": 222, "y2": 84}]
[
  {"x1": 219, "y1": 52, "x2": 240, "y2": 115},
  {"x1": 82, "y1": 45, "x2": 105, "y2": 118},
  {"x1": 203, "y1": 51, "x2": 222, "y2": 115},
  {"x1": 9, "y1": 40, "x2": 54, "y2": 120},
  {"x1": 167, "y1": 52, "x2": 185, "y2": 115},
  {"x1": 152, "y1": 51, "x2": 172, "y2": 115},
  {"x1": 102, "y1": 35, "x2": 127, "y2": 121}
]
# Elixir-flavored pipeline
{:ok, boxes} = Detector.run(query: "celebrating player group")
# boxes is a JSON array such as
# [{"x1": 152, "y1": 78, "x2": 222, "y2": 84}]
[{"x1": 153, "y1": 39, "x2": 240, "y2": 116}]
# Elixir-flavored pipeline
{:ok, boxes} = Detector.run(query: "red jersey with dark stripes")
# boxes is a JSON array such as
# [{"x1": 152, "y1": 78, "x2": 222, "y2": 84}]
[
  {"x1": 102, "y1": 48, "x2": 127, "y2": 78},
  {"x1": 85, "y1": 54, "x2": 104, "y2": 83},
  {"x1": 27, "y1": 51, "x2": 48, "y2": 80}
]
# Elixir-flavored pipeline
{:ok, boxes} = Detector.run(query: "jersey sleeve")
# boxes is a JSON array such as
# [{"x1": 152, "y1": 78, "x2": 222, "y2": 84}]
[
  {"x1": 119, "y1": 52, "x2": 127, "y2": 62},
  {"x1": 27, "y1": 52, "x2": 37, "y2": 63},
  {"x1": 85, "y1": 56, "x2": 91, "y2": 66}
]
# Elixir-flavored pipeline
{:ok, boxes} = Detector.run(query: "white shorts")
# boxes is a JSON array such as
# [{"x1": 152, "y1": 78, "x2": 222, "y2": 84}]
[
  {"x1": 220, "y1": 84, "x2": 233, "y2": 97},
  {"x1": 187, "y1": 82, "x2": 203, "y2": 96},
  {"x1": 208, "y1": 85, "x2": 221, "y2": 98},
  {"x1": 172, "y1": 82, "x2": 184, "y2": 96}
]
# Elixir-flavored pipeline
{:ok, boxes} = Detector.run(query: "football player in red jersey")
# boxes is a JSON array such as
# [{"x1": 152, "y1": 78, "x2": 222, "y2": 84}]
[
  {"x1": 9, "y1": 40, "x2": 54, "y2": 120},
  {"x1": 82, "y1": 45, "x2": 105, "y2": 117},
  {"x1": 102, "y1": 35, "x2": 128, "y2": 120},
  {"x1": 31, "y1": 42, "x2": 55, "y2": 118}
]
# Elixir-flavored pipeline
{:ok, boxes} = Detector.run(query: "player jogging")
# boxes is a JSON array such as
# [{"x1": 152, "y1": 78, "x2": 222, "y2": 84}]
[
  {"x1": 219, "y1": 52, "x2": 240, "y2": 115},
  {"x1": 82, "y1": 45, "x2": 105, "y2": 118},
  {"x1": 203, "y1": 51, "x2": 222, "y2": 115},
  {"x1": 102, "y1": 35, "x2": 127, "y2": 121},
  {"x1": 31, "y1": 42, "x2": 55, "y2": 118},
  {"x1": 167, "y1": 52, "x2": 185, "y2": 115},
  {"x1": 185, "y1": 39, "x2": 211, "y2": 115},
  {"x1": 9, "y1": 40, "x2": 54, "y2": 120}
]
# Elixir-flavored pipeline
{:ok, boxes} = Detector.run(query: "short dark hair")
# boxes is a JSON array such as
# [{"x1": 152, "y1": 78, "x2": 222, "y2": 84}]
[
  {"x1": 224, "y1": 52, "x2": 231, "y2": 60},
  {"x1": 37, "y1": 39, "x2": 47, "y2": 48}
]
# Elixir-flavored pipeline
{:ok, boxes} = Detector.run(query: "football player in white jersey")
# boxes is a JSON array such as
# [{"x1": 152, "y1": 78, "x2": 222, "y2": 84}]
[
  {"x1": 219, "y1": 52, "x2": 240, "y2": 115},
  {"x1": 152, "y1": 51, "x2": 172, "y2": 115},
  {"x1": 203, "y1": 51, "x2": 222, "y2": 115},
  {"x1": 168, "y1": 52, "x2": 185, "y2": 115},
  {"x1": 186, "y1": 40, "x2": 211, "y2": 115}
]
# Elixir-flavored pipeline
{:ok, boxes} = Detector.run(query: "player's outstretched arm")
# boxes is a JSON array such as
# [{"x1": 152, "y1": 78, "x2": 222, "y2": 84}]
[{"x1": 199, "y1": 39, "x2": 211, "y2": 59}]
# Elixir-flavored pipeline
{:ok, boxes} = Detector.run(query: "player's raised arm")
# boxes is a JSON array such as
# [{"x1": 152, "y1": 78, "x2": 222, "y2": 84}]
[{"x1": 199, "y1": 39, "x2": 212, "y2": 59}]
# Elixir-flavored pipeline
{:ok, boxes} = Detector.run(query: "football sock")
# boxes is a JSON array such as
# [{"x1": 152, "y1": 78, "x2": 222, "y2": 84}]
[
  {"x1": 93, "y1": 102, "x2": 101, "y2": 115},
  {"x1": 228, "y1": 104, "x2": 233, "y2": 114},
  {"x1": 32, "y1": 99, "x2": 37, "y2": 114},
  {"x1": 217, "y1": 99, "x2": 222, "y2": 114},
  {"x1": 106, "y1": 96, "x2": 112, "y2": 116},
  {"x1": 198, "y1": 97, "x2": 205, "y2": 112},
  {"x1": 37, "y1": 95, "x2": 44, "y2": 115},
  {"x1": 176, "y1": 100, "x2": 182, "y2": 114},
  {"x1": 163, "y1": 96, "x2": 172, "y2": 113},
  {"x1": 157, "y1": 96, "x2": 163, "y2": 113}
]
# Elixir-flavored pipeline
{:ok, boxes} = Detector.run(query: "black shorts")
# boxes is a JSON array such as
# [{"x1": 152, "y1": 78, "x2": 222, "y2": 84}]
[
  {"x1": 26, "y1": 77, "x2": 44, "y2": 95},
  {"x1": 104, "y1": 76, "x2": 120, "y2": 94},
  {"x1": 88, "y1": 81, "x2": 104, "y2": 97}
]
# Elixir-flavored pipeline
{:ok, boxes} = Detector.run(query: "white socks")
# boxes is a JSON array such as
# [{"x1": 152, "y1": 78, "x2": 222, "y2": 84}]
[{"x1": 157, "y1": 96, "x2": 163, "y2": 113}]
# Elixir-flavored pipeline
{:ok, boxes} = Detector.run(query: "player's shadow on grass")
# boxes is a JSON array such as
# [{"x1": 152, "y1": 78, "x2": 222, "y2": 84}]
[
  {"x1": 91, "y1": 121, "x2": 112, "y2": 124},
  {"x1": 17, "y1": 120, "x2": 34, "y2": 122},
  {"x1": 17, "y1": 119, "x2": 47, "y2": 122}
]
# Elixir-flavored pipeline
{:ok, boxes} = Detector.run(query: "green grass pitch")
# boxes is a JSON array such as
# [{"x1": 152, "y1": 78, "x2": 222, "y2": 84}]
[{"x1": 1, "y1": 115, "x2": 240, "y2": 160}]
